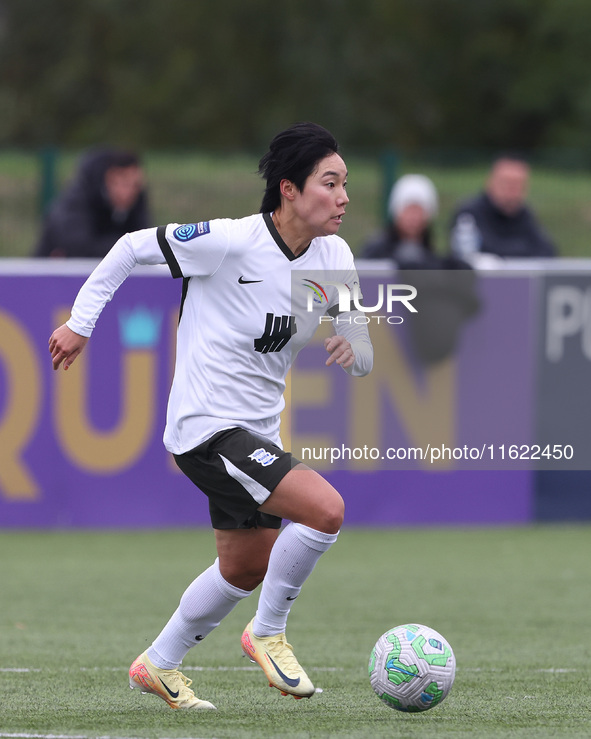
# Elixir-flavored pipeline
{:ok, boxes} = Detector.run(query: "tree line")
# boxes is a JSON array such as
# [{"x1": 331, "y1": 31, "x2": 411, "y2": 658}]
[{"x1": 2, "y1": 0, "x2": 591, "y2": 154}]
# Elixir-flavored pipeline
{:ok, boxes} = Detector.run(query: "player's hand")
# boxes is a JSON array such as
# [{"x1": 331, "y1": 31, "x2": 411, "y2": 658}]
[
  {"x1": 48, "y1": 324, "x2": 89, "y2": 371},
  {"x1": 324, "y1": 335, "x2": 355, "y2": 369}
]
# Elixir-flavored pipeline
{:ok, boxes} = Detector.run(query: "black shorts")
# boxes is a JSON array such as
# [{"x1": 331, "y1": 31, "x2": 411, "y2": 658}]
[{"x1": 174, "y1": 427, "x2": 300, "y2": 530}]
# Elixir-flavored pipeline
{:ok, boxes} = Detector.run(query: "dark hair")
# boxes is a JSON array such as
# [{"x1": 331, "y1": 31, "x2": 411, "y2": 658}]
[
  {"x1": 106, "y1": 149, "x2": 142, "y2": 169},
  {"x1": 491, "y1": 151, "x2": 529, "y2": 168},
  {"x1": 76, "y1": 148, "x2": 143, "y2": 197},
  {"x1": 258, "y1": 122, "x2": 340, "y2": 213}
]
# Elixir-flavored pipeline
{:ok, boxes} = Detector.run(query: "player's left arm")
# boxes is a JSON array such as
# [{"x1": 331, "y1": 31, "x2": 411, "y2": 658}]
[
  {"x1": 324, "y1": 312, "x2": 373, "y2": 376},
  {"x1": 323, "y1": 245, "x2": 373, "y2": 376}
]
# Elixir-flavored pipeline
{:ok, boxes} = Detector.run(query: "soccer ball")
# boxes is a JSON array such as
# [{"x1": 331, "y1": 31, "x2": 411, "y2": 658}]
[{"x1": 368, "y1": 623, "x2": 456, "y2": 712}]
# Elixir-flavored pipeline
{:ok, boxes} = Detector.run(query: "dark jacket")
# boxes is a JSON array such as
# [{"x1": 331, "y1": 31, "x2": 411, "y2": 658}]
[
  {"x1": 361, "y1": 224, "x2": 439, "y2": 267},
  {"x1": 449, "y1": 191, "x2": 556, "y2": 259},
  {"x1": 360, "y1": 225, "x2": 481, "y2": 364},
  {"x1": 34, "y1": 149, "x2": 150, "y2": 258}
]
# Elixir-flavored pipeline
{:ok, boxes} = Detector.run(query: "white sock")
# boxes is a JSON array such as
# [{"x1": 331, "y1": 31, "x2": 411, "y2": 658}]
[
  {"x1": 148, "y1": 558, "x2": 251, "y2": 669},
  {"x1": 253, "y1": 522, "x2": 338, "y2": 637}
]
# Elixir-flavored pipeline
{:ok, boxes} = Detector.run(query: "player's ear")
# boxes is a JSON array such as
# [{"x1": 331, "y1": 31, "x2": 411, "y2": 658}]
[{"x1": 279, "y1": 178, "x2": 297, "y2": 201}]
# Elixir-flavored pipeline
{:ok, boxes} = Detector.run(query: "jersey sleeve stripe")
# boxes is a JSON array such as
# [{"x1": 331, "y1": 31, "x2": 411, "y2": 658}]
[{"x1": 157, "y1": 225, "x2": 183, "y2": 279}]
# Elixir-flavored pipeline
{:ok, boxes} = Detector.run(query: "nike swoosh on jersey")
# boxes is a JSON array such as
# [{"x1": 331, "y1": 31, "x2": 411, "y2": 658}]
[
  {"x1": 238, "y1": 276, "x2": 263, "y2": 284},
  {"x1": 267, "y1": 655, "x2": 301, "y2": 687},
  {"x1": 158, "y1": 677, "x2": 180, "y2": 698}
]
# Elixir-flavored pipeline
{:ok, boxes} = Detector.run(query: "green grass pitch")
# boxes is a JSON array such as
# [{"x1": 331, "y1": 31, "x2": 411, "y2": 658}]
[{"x1": 1, "y1": 526, "x2": 590, "y2": 738}]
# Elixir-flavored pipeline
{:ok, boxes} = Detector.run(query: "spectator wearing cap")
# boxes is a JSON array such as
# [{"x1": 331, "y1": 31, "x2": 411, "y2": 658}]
[
  {"x1": 449, "y1": 156, "x2": 556, "y2": 260},
  {"x1": 360, "y1": 174, "x2": 441, "y2": 268},
  {"x1": 34, "y1": 147, "x2": 151, "y2": 258},
  {"x1": 361, "y1": 173, "x2": 481, "y2": 365}
]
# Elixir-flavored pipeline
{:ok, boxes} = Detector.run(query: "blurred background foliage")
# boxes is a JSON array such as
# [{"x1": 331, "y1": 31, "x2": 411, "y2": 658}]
[{"x1": 3, "y1": 0, "x2": 591, "y2": 153}]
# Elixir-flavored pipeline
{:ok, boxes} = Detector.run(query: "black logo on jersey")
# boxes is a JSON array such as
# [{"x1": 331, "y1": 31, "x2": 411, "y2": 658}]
[
  {"x1": 254, "y1": 313, "x2": 297, "y2": 353},
  {"x1": 238, "y1": 276, "x2": 263, "y2": 284}
]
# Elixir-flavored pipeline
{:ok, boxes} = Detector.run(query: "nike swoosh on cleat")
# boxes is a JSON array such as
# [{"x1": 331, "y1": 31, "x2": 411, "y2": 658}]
[
  {"x1": 286, "y1": 596, "x2": 298, "y2": 601},
  {"x1": 238, "y1": 276, "x2": 263, "y2": 284},
  {"x1": 267, "y1": 655, "x2": 301, "y2": 688},
  {"x1": 159, "y1": 677, "x2": 180, "y2": 698}
]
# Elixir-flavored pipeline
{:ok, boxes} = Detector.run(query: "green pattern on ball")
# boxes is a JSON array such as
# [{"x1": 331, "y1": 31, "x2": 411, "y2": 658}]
[
  {"x1": 379, "y1": 692, "x2": 402, "y2": 710},
  {"x1": 422, "y1": 680, "x2": 444, "y2": 708},
  {"x1": 411, "y1": 634, "x2": 453, "y2": 667},
  {"x1": 385, "y1": 631, "x2": 419, "y2": 685}
]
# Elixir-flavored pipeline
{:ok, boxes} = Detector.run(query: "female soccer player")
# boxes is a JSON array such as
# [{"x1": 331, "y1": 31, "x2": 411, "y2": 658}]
[{"x1": 49, "y1": 122, "x2": 373, "y2": 710}]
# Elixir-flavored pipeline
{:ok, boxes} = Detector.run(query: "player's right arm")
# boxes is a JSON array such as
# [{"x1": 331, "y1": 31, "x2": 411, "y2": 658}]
[
  {"x1": 49, "y1": 324, "x2": 89, "y2": 371},
  {"x1": 48, "y1": 228, "x2": 163, "y2": 371},
  {"x1": 49, "y1": 221, "x2": 229, "y2": 371}
]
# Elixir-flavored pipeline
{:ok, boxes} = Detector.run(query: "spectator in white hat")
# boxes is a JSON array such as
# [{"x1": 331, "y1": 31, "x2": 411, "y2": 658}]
[
  {"x1": 361, "y1": 173, "x2": 481, "y2": 365},
  {"x1": 361, "y1": 174, "x2": 441, "y2": 267}
]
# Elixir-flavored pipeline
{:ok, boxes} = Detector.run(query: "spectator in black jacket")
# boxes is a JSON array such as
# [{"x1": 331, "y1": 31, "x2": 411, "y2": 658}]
[
  {"x1": 449, "y1": 156, "x2": 556, "y2": 260},
  {"x1": 34, "y1": 148, "x2": 150, "y2": 258}
]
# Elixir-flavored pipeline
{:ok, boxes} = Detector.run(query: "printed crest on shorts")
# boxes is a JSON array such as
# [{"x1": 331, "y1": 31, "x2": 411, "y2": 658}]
[
  {"x1": 248, "y1": 448, "x2": 279, "y2": 467},
  {"x1": 173, "y1": 222, "x2": 211, "y2": 242}
]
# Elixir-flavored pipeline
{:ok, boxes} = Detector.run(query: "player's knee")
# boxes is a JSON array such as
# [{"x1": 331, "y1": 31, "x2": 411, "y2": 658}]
[
  {"x1": 233, "y1": 572, "x2": 266, "y2": 592},
  {"x1": 219, "y1": 560, "x2": 267, "y2": 592},
  {"x1": 316, "y1": 495, "x2": 345, "y2": 534}
]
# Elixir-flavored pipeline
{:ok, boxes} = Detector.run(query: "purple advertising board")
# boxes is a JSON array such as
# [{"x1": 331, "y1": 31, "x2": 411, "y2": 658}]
[{"x1": 0, "y1": 262, "x2": 542, "y2": 527}]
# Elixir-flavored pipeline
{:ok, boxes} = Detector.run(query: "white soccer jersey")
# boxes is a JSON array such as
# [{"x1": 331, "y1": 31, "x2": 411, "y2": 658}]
[{"x1": 67, "y1": 212, "x2": 373, "y2": 454}]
